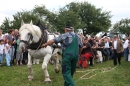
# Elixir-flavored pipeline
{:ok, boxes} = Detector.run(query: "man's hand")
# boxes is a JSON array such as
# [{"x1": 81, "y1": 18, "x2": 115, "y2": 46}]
[
  {"x1": 41, "y1": 43, "x2": 47, "y2": 48},
  {"x1": 41, "y1": 39, "x2": 55, "y2": 48},
  {"x1": 83, "y1": 46, "x2": 86, "y2": 48}
]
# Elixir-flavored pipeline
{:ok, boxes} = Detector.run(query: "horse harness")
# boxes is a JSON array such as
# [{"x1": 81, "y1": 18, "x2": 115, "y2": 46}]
[
  {"x1": 29, "y1": 30, "x2": 47, "y2": 50},
  {"x1": 20, "y1": 25, "x2": 61, "y2": 54},
  {"x1": 20, "y1": 29, "x2": 47, "y2": 51},
  {"x1": 20, "y1": 33, "x2": 33, "y2": 49}
]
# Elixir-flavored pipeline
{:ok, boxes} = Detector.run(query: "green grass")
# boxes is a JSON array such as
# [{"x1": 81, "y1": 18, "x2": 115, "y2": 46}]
[{"x1": 0, "y1": 57, "x2": 130, "y2": 86}]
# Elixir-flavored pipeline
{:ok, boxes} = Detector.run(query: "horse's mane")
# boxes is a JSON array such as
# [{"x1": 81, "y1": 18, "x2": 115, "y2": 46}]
[{"x1": 19, "y1": 24, "x2": 42, "y2": 38}]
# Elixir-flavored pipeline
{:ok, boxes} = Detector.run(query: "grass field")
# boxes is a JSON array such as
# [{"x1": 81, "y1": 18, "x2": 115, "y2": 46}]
[{"x1": 0, "y1": 57, "x2": 130, "y2": 86}]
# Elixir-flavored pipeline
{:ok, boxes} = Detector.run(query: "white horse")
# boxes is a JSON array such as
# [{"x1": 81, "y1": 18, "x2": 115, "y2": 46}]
[{"x1": 19, "y1": 20, "x2": 60, "y2": 83}]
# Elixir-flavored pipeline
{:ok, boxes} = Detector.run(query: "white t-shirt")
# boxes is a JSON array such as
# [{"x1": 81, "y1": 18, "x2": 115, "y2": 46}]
[
  {"x1": 0, "y1": 34, "x2": 4, "y2": 40},
  {"x1": 4, "y1": 44, "x2": 10, "y2": 54},
  {"x1": 0, "y1": 44, "x2": 5, "y2": 54},
  {"x1": 123, "y1": 39, "x2": 129, "y2": 49},
  {"x1": 114, "y1": 40, "x2": 117, "y2": 49}
]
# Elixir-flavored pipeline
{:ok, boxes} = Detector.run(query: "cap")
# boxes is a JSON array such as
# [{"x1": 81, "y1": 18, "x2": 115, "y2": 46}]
[{"x1": 65, "y1": 24, "x2": 74, "y2": 30}]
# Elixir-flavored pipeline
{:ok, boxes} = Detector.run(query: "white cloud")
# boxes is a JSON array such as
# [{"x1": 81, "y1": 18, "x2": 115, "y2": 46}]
[{"x1": 0, "y1": 0, "x2": 130, "y2": 25}]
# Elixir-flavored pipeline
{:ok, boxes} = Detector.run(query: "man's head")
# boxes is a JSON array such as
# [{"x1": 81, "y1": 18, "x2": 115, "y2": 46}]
[
  {"x1": 8, "y1": 29, "x2": 15, "y2": 35},
  {"x1": 113, "y1": 35, "x2": 118, "y2": 40},
  {"x1": 90, "y1": 35, "x2": 94, "y2": 40},
  {"x1": 14, "y1": 29, "x2": 19, "y2": 35},
  {"x1": 64, "y1": 24, "x2": 74, "y2": 33},
  {"x1": 83, "y1": 38, "x2": 88, "y2": 44}
]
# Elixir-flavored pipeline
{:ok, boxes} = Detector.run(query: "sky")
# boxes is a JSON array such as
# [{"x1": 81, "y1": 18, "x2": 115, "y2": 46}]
[{"x1": 0, "y1": 0, "x2": 130, "y2": 26}]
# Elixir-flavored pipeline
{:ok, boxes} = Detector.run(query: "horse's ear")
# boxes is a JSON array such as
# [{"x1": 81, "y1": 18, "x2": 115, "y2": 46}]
[
  {"x1": 21, "y1": 20, "x2": 24, "y2": 26},
  {"x1": 30, "y1": 20, "x2": 33, "y2": 25}
]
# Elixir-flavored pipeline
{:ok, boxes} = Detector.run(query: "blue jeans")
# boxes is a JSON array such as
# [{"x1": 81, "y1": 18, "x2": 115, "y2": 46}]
[
  {"x1": 109, "y1": 49, "x2": 114, "y2": 59},
  {"x1": 5, "y1": 53, "x2": 11, "y2": 66},
  {"x1": 9, "y1": 46, "x2": 15, "y2": 60},
  {"x1": 0, "y1": 54, "x2": 3, "y2": 63},
  {"x1": 124, "y1": 49, "x2": 129, "y2": 61},
  {"x1": 105, "y1": 48, "x2": 110, "y2": 56}
]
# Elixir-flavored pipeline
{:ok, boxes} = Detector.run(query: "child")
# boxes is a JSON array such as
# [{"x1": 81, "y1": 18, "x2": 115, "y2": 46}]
[
  {"x1": 5, "y1": 40, "x2": 12, "y2": 66},
  {"x1": 0, "y1": 39, "x2": 5, "y2": 66},
  {"x1": 16, "y1": 35, "x2": 23, "y2": 65}
]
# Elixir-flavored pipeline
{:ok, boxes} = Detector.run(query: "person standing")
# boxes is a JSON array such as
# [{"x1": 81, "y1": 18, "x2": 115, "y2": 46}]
[
  {"x1": 4, "y1": 40, "x2": 12, "y2": 66},
  {"x1": 16, "y1": 35, "x2": 23, "y2": 65},
  {"x1": 0, "y1": 39, "x2": 5, "y2": 66},
  {"x1": 104, "y1": 37, "x2": 110, "y2": 60},
  {"x1": 123, "y1": 36, "x2": 129, "y2": 61},
  {"x1": 14, "y1": 29, "x2": 19, "y2": 61},
  {"x1": 112, "y1": 35, "x2": 123, "y2": 65},
  {"x1": 7, "y1": 29, "x2": 16, "y2": 65},
  {"x1": 42, "y1": 24, "x2": 83, "y2": 86}
]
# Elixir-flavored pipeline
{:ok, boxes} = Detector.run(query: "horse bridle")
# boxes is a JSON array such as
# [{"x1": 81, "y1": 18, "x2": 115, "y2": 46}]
[{"x1": 20, "y1": 33, "x2": 33, "y2": 48}]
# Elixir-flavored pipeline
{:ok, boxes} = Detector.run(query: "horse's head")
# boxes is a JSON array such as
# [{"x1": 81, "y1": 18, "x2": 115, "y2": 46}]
[{"x1": 19, "y1": 20, "x2": 42, "y2": 52}]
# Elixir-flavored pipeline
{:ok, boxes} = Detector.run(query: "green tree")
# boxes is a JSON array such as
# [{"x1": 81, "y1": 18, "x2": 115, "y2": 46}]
[
  {"x1": 0, "y1": 10, "x2": 40, "y2": 33},
  {"x1": 0, "y1": 1, "x2": 112, "y2": 34},
  {"x1": 32, "y1": 5, "x2": 57, "y2": 32},
  {"x1": 113, "y1": 18, "x2": 130, "y2": 35},
  {"x1": 11, "y1": 10, "x2": 40, "y2": 29},
  {"x1": 51, "y1": 2, "x2": 112, "y2": 34},
  {"x1": 1, "y1": 18, "x2": 10, "y2": 33}
]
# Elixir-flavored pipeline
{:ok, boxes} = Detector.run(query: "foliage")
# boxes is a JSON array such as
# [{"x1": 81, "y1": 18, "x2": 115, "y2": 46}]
[
  {"x1": 0, "y1": 10, "x2": 40, "y2": 33},
  {"x1": 32, "y1": 5, "x2": 57, "y2": 32},
  {"x1": 0, "y1": 1, "x2": 112, "y2": 34},
  {"x1": 53, "y1": 2, "x2": 112, "y2": 34},
  {"x1": 0, "y1": 18, "x2": 10, "y2": 33},
  {"x1": 113, "y1": 18, "x2": 130, "y2": 35},
  {"x1": 0, "y1": 58, "x2": 130, "y2": 86}
]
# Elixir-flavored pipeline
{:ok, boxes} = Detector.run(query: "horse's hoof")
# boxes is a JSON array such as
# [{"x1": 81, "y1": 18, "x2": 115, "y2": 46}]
[
  {"x1": 44, "y1": 81, "x2": 51, "y2": 84},
  {"x1": 55, "y1": 69, "x2": 60, "y2": 73}
]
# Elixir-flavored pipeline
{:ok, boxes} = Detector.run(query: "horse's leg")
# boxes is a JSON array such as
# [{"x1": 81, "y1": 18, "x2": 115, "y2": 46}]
[
  {"x1": 27, "y1": 53, "x2": 33, "y2": 81},
  {"x1": 33, "y1": 58, "x2": 36, "y2": 64},
  {"x1": 42, "y1": 54, "x2": 52, "y2": 83},
  {"x1": 51, "y1": 53, "x2": 60, "y2": 73}
]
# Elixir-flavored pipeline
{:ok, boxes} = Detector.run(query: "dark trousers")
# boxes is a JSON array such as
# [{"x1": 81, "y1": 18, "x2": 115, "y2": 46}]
[{"x1": 113, "y1": 50, "x2": 122, "y2": 65}]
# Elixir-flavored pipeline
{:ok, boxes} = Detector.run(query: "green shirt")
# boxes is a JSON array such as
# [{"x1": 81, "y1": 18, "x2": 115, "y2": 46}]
[{"x1": 16, "y1": 39, "x2": 20, "y2": 52}]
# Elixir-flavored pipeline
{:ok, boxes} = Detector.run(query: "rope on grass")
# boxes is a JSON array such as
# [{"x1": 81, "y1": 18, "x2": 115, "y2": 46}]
[
  {"x1": 76, "y1": 66, "x2": 118, "y2": 80},
  {"x1": 76, "y1": 58, "x2": 125, "y2": 82}
]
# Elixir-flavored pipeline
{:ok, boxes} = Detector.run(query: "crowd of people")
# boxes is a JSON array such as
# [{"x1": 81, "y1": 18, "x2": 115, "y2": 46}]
[
  {"x1": 78, "y1": 33, "x2": 130, "y2": 68},
  {"x1": 0, "y1": 29, "x2": 28, "y2": 66},
  {"x1": 0, "y1": 28, "x2": 130, "y2": 68}
]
